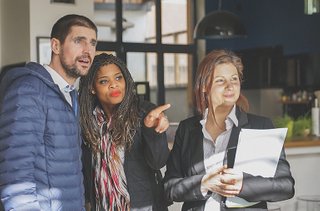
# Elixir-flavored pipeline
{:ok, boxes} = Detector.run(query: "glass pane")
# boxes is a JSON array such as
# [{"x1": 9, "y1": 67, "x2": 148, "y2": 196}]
[
  {"x1": 164, "y1": 53, "x2": 192, "y2": 122},
  {"x1": 127, "y1": 52, "x2": 147, "y2": 81},
  {"x1": 164, "y1": 53, "x2": 188, "y2": 87},
  {"x1": 94, "y1": 1, "x2": 116, "y2": 42},
  {"x1": 127, "y1": 52, "x2": 157, "y2": 104},
  {"x1": 123, "y1": 0, "x2": 156, "y2": 43},
  {"x1": 161, "y1": 0, "x2": 189, "y2": 44},
  {"x1": 146, "y1": 53, "x2": 158, "y2": 104}
]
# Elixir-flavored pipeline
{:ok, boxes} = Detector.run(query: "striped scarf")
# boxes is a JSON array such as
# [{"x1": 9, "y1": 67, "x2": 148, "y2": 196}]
[{"x1": 93, "y1": 107, "x2": 130, "y2": 211}]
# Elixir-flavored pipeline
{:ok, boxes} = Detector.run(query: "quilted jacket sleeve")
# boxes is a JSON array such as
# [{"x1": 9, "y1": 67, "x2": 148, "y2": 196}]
[{"x1": 0, "y1": 76, "x2": 45, "y2": 210}]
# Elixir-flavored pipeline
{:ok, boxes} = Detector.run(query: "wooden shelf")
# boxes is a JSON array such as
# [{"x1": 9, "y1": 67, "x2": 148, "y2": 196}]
[{"x1": 285, "y1": 136, "x2": 320, "y2": 148}]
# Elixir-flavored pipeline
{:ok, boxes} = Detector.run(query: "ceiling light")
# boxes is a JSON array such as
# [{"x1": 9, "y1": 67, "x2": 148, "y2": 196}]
[{"x1": 194, "y1": 0, "x2": 247, "y2": 39}]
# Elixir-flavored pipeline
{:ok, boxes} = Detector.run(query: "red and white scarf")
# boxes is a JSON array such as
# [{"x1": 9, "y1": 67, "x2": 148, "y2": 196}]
[{"x1": 93, "y1": 106, "x2": 130, "y2": 211}]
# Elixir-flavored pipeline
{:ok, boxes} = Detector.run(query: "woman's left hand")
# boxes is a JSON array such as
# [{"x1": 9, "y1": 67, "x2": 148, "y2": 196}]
[
  {"x1": 219, "y1": 168, "x2": 244, "y2": 197},
  {"x1": 144, "y1": 104, "x2": 171, "y2": 133}
]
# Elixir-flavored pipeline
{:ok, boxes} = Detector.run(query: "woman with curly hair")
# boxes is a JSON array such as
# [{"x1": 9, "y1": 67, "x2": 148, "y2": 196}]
[{"x1": 79, "y1": 53, "x2": 171, "y2": 211}]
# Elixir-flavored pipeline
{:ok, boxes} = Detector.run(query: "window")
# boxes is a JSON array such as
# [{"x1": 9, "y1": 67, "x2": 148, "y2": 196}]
[{"x1": 94, "y1": 0, "x2": 196, "y2": 122}]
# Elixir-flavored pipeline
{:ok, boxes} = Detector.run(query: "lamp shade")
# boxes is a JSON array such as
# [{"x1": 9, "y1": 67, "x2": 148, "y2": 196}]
[{"x1": 194, "y1": 10, "x2": 247, "y2": 39}]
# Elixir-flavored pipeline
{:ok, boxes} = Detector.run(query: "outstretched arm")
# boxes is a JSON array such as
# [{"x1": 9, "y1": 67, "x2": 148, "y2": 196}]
[{"x1": 141, "y1": 103, "x2": 171, "y2": 170}]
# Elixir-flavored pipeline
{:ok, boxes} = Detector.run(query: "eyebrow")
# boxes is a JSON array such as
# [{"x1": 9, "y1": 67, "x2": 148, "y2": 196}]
[
  {"x1": 73, "y1": 36, "x2": 97, "y2": 44},
  {"x1": 214, "y1": 73, "x2": 238, "y2": 78},
  {"x1": 97, "y1": 75, "x2": 109, "y2": 80},
  {"x1": 97, "y1": 71, "x2": 122, "y2": 79},
  {"x1": 73, "y1": 36, "x2": 86, "y2": 40}
]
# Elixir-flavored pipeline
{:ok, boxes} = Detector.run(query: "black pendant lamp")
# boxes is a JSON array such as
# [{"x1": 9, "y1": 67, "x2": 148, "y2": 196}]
[{"x1": 194, "y1": 0, "x2": 247, "y2": 39}]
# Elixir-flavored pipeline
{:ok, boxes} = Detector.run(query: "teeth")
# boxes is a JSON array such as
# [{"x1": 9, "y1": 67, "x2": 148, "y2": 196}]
[{"x1": 79, "y1": 59, "x2": 89, "y2": 63}]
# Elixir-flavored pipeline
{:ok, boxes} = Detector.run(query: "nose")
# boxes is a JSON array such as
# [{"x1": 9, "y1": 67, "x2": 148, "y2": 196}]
[
  {"x1": 82, "y1": 42, "x2": 90, "y2": 53},
  {"x1": 225, "y1": 80, "x2": 233, "y2": 90},
  {"x1": 109, "y1": 79, "x2": 118, "y2": 88}
]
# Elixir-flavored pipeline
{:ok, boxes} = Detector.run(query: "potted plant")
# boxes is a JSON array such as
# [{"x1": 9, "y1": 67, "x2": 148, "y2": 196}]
[
  {"x1": 292, "y1": 115, "x2": 311, "y2": 137},
  {"x1": 273, "y1": 115, "x2": 294, "y2": 140}
]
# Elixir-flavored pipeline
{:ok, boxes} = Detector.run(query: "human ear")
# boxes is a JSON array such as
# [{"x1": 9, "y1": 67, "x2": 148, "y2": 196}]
[{"x1": 51, "y1": 38, "x2": 61, "y2": 54}]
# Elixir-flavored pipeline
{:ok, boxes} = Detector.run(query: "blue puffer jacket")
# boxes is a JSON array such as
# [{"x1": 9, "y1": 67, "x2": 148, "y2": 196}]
[{"x1": 0, "y1": 62, "x2": 84, "y2": 210}]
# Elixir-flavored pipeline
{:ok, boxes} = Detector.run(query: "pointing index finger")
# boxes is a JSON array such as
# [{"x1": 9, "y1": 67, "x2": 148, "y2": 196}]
[{"x1": 152, "y1": 104, "x2": 171, "y2": 116}]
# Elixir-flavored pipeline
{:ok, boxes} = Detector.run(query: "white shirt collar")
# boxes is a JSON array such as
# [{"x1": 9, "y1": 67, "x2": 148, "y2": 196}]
[
  {"x1": 44, "y1": 64, "x2": 75, "y2": 93},
  {"x1": 200, "y1": 105, "x2": 238, "y2": 140}
]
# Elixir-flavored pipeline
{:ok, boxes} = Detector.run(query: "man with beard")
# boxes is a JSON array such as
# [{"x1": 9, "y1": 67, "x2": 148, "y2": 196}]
[{"x1": 0, "y1": 14, "x2": 97, "y2": 210}]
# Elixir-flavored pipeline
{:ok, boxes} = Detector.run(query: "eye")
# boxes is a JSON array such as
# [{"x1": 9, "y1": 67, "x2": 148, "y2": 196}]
[
  {"x1": 214, "y1": 78, "x2": 225, "y2": 84},
  {"x1": 115, "y1": 75, "x2": 123, "y2": 81},
  {"x1": 91, "y1": 40, "x2": 97, "y2": 47},
  {"x1": 99, "y1": 79, "x2": 108, "y2": 85},
  {"x1": 231, "y1": 75, "x2": 240, "y2": 82},
  {"x1": 74, "y1": 38, "x2": 81, "y2": 44}
]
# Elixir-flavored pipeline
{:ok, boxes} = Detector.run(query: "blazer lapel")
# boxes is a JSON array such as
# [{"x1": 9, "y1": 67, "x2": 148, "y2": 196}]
[{"x1": 189, "y1": 121, "x2": 206, "y2": 175}]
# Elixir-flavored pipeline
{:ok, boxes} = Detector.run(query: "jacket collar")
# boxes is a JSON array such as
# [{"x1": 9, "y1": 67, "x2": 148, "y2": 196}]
[{"x1": 0, "y1": 62, "x2": 65, "y2": 107}]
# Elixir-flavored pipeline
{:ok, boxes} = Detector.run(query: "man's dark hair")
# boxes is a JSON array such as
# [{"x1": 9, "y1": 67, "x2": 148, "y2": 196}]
[{"x1": 50, "y1": 14, "x2": 97, "y2": 44}]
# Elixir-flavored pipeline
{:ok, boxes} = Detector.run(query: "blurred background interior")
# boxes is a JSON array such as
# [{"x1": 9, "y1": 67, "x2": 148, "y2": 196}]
[{"x1": 1, "y1": 0, "x2": 320, "y2": 210}]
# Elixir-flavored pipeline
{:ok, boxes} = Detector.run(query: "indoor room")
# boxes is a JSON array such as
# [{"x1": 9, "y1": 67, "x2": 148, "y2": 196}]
[{"x1": 1, "y1": 0, "x2": 320, "y2": 210}]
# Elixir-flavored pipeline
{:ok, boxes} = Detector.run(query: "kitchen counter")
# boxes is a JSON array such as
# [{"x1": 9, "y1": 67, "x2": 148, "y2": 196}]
[
  {"x1": 284, "y1": 136, "x2": 320, "y2": 156},
  {"x1": 273, "y1": 136, "x2": 320, "y2": 211},
  {"x1": 285, "y1": 137, "x2": 320, "y2": 148}
]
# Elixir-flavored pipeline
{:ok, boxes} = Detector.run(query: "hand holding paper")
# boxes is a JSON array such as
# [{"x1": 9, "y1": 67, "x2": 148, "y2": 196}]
[
  {"x1": 226, "y1": 128, "x2": 288, "y2": 208},
  {"x1": 202, "y1": 151, "x2": 242, "y2": 198}
]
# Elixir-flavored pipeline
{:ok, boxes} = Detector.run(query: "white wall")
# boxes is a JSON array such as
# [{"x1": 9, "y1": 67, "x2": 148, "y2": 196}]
[
  {"x1": 29, "y1": 0, "x2": 95, "y2": 62},
  {"x1": 0, "y1": 0, "x2": 94, "y2": 68},
  {"x1": 1, "y1": 0, "x2": 30, "y2": 66}
]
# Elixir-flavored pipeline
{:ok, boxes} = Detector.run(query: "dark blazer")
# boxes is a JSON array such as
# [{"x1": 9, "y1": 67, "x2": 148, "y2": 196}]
[
  {"x1": 83, "y1": 101, "x2": 170, "y2": 211},
  {"x1": 164, "y1": 107, "x2": 295, "y2": 211}
]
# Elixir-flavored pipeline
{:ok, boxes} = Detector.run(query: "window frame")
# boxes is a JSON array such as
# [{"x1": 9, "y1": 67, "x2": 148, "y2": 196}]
[{"x1": 95, "y1": 0, "x2": 197, "y2": 105}]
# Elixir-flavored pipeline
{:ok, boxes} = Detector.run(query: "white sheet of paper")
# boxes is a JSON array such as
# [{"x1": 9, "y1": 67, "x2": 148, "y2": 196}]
[{"x1": 226, "y1": 128, "x2": 287, "y2": 208}]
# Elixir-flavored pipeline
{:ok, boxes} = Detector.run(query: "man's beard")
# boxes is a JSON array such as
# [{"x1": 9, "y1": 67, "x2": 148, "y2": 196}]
[{"x1": 60, "y1": 50, "x2": 86, "y2": 79}]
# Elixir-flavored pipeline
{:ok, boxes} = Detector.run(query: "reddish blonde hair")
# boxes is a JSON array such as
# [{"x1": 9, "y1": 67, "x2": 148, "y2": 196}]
[{"x1": 194, "y1": 49, "x2": 249, "y2": 115}]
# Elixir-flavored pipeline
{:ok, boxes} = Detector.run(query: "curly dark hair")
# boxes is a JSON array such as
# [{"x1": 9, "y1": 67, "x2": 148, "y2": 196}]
[{"x1": 79, "y1": 53, "x2": 140, "y2": 153}]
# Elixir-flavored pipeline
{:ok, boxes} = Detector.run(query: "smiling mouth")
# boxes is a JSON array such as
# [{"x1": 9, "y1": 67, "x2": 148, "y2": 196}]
[{"x1": 224, "y1": 94, "x2": 235, "y2": 99}]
